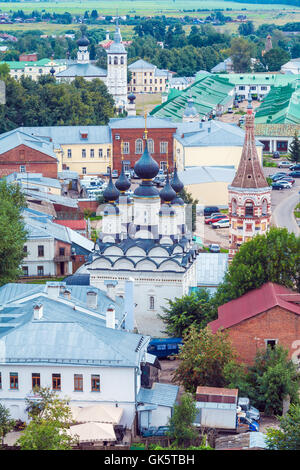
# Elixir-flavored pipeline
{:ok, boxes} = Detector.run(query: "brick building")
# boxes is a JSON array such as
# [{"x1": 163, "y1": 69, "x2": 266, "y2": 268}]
[
  {"x1": 0, "y1": 129, "x2": 60, "y2": 178},
  {"x1": 208, "y1": 282, "x2": 300, "y2": 365},
  {"x1": 110, "y1": 116, "x2": 177, "y2": 174}
]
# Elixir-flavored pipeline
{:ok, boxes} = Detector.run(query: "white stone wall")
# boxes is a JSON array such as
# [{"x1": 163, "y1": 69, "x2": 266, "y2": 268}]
[{"x1": 0, "y1": 363, "x2": 137, "y2": 427}]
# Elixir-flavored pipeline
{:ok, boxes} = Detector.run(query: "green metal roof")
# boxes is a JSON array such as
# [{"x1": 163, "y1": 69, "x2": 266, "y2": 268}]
[
  {"x1": 255, "y1": 82, "x2": 300, "y2": 125},
  {"x1": 150, "y1": 74, "x2": 235, "y2": 122},
  {"x1": 209, "y1": 73, "x2": 299, "y2": 87},
  {"x1": 0, "y1": 58, "x2": 52, "y2": 70}
]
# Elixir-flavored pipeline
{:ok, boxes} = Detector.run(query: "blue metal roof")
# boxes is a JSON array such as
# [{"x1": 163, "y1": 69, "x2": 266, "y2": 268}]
[
  {"x1": 19, "y1": 125, "x2": 111, "y2": 145},
  {"x1": 137, "y1": 382, "x2": 179, "y2": 408}
]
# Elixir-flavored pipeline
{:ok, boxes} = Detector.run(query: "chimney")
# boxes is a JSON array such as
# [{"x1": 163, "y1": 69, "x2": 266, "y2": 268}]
[
  {"x1": 47, "y1": 282, "x2": 61, "y2": 299},
  {"x1": 63, "y1": 289, "x2": 71, "y2": 300},
  {"x1": 124, "y1": 278, "x2": 134, "y2": 332},
  {"x1": 106, "y1": 306, "x2": 116, "y2": 329},
  {"x1": 87, "y1": 290, "x2": 98, "y2": 309},
  {"x1": 33, "y1": 303, "x2": 43, "y2": 320},
  {"x1": 104, "y1": 280, "x2": 118, "y2": 301}
]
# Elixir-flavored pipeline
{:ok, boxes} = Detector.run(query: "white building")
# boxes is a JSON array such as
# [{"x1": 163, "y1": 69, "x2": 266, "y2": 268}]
[
  {"x1": 0, "y1": 281, "x2": 154, "y2": 428},
  {"x1": 56, "y1": 22, "x2": 128, "y2": 110},
  {"x1": 281, "y1": 58, "x2": 300, "y2": 75},
  {"x1": 85, "y1": 136, "x2": 199, "y2": 336}
]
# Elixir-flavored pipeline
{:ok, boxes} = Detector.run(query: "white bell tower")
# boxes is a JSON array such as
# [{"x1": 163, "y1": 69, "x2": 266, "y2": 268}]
[{"x1": 106, "y1": 18, "x2": 128, "y2": 110}]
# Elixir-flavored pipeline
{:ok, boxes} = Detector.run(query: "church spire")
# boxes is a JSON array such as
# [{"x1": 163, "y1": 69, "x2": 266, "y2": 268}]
[{"x1": 231, "y1": 94, "x2": 268, "y2": 189}]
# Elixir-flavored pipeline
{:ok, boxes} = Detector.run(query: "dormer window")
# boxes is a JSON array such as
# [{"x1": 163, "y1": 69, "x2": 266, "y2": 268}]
[{"x1": 80, "y1": 131, "x2": 88, "y2": 139}]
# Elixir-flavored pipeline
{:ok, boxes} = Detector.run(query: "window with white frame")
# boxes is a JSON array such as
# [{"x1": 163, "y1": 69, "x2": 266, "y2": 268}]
[
  {"x1": 160, "y1": 142, "x2": 168, "y2": 154},
  {"x1": 67, "y1": 149, "x2": 72, "y2": 158},
  {"x1": 149, "y1": 296, "x2": 155, "y2": 310},
  {"x1": 123, "y1": 142, "x2": 130, "y2": 154},
  {"x1": 148, "y1": 139, "x2": 154, "y2": 154},
  {"x1": 90, "y1": 149, "x2": 94, "y2": 158},
  {"x1": 99, "y1": 148, "x2": 103, "y2": 158},
  {"x1": 135, "y1": 139, "x2": 143, "y2": 154},
  {"x1": 82, "y1": 149, "x2": 86, "y2": 158}
]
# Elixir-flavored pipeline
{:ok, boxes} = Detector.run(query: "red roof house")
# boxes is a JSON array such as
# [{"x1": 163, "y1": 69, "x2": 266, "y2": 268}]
[
  {"x1": 208, "y1": 282, "x2": 300, "y2": 365},
  {"x1": 54, "y1": 219, "x2": 87, "y2": 236}
]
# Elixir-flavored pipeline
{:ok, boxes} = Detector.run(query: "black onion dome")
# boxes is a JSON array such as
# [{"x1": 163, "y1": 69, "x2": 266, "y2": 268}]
[
  {"x1": 115, "y1": 162, "x2": 131, "y2": 193},
  {"x1": 134, "y1": 140, "x2": 159, "y2": 180},
  {"x1": 77, "y1": 35, "x2": 90, "y2": 47},
  {"x1": 171, "y1": 163, "x2": 184, "y2": 194},
  {"x1": 103, "y1": 169, "x2": 120, "y2": 203},
  {"x1": 128, "y1": 92, "x2": 136, "y2": 104},
  {"x1": 160, "y1": 172, "x2": 176, "y2": 203}
]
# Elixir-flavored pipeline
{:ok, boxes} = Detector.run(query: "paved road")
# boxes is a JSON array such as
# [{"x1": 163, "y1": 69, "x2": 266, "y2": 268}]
[{"x1": 272, "y1": 188, "x2": 300, "y2": 235}]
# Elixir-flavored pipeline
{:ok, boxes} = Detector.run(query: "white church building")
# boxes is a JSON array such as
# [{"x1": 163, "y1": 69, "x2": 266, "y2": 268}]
[
  {"x1": 56, "y1": 21, "x2": 128, "y2": 110},
  {"x1": 85, "y1": 127, "x2": 199, "y2": 336}
]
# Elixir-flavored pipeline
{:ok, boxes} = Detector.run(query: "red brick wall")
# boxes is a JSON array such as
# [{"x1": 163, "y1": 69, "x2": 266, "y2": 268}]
[
  {"x1": 111, "y1": 127, "x2": 177, "y2": 173},
  {"x1": 225, "y1": 306, "x2": 300, "y2": 365},
  {"x1": 54, "y1": 240, "x2": 72, "y2": 276},
  {"x1": 0, "y1": 144, "x2": 58, "y2": 178}
]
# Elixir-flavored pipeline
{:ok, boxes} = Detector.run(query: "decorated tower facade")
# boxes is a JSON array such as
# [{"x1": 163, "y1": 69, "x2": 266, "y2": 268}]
[
  {"x1": 228, "y1": 96, "x2": 272, "y2": 259},
  {"x1": 76, "y1": 32, "x2": 90, "y2": 64},
  {"x1": 106, "y1": 18, "x2": 128, "y2": 110}
]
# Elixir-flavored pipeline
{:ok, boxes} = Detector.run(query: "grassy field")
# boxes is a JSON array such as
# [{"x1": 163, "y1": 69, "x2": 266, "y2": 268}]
[
  {"x1": 0, "y1": 1, "x2": 299, "y2": 37},
  {"x1": 135, "y1": 92, "x2": 163, "y2": 115},
  {"x1": 0, "y1": 0, "x2": 299, "y2": 16}
]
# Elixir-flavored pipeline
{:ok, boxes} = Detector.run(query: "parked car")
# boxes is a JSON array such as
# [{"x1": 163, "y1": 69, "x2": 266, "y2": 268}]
[
  {"x1": 276, "y1": 180, "x2": 292, "y2": 188},
  {"x1": 270, "y1": 173, "x2": 288, "y2": 181},
  {"x1": 209, "y1": 244, "x2": 220, "y2": 253},
  {"x1": 141, "y1": 426, "x2": 170, "y2": 437},
  {"x1": 278, "y1": 161, "x2": 293, "y2": 168},
  {"x1": 272, "y1": 182, "x2": 287, "y2": 190},
  {"x1": 272, "y1": 151, "x2": 280, "y2": 159},
  {"x1": 227, "y1": 107, "x2": 233, "y2": 113},
  {"x1": 153, "y1": 175, "x2": 166, "y2": 187},
  {"x1": 212, "y1": 219, "x2": 230, "y2": 229},
  {"x1": 111, "y1": 170, "x2": 118, "y2": 178},
  {"x1": 204, "y1": 206, "x2": 220, "y2": 217},
  {"x1": 289, "y1": 164, "x2": 300, "y2": 171},
  {"x1": 277, "y1": 176, "x2": 295, "y2": 184},
  {"x1": 289, "y1": 171, "x2": 300, "y2": 178},
  {"x1": 205, "y1": 214, "x2": 228, "y2": 225}
]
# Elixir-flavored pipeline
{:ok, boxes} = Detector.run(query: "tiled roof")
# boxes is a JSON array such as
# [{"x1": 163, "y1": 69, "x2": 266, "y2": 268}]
[
  {"x1": 209, "y1": 282, "x2": 300, "y2": 333},
  {"x1": 253, "y1": 123, "x2": 300, "y2": 137}
]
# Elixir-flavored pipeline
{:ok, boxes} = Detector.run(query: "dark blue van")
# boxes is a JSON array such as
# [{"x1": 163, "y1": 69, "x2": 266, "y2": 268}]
[{"x1": 147, "y1": 337, "x2": 183, "y2": 359}]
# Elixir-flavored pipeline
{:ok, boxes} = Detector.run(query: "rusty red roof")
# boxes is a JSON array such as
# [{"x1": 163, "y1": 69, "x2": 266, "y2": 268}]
[
  {"x1": 196, "y1": 386, "x2": 238, "y2": 397},
  {"x1": 209, "y1": 282, "x2": 300, "y2": 333},
  {"x1": 54, "y1": 219, "x2": 86, "y2": 231}
]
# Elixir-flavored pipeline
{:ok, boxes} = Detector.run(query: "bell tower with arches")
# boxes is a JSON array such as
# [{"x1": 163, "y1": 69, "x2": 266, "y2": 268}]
[
  {"x1": 106, "y1": 18, "x2": 128, "y2": 110},
  {"x1": 228, "y1": 95, "x2": 272, "y2": 259}
]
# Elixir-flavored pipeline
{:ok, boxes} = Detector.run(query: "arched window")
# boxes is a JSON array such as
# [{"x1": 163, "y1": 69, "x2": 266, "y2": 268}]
[
  {"x1": 262, "y1": 199, "x2": 267, "y2": 216},
  {"x1": 148, "y1": 139, "x2": 154, "y2": 154},
  {"x1": 120, "y1": 56, "x2": 124, "y2": 65},
  {"x1": 245, "y1": 200, "x2": 254, "y2": 217},
  {"x1": 114, "y1": 56, "x2": 118, "y2": 65},
  {"x1": 149, "y1": 296, "x2": 155, "y2": 310},
  {"x1": 231, "y1": 198, "x2": 237, "y2": 215},
  {"x1": 135, "y1": 139, "x2": 143, "y2": 154}
]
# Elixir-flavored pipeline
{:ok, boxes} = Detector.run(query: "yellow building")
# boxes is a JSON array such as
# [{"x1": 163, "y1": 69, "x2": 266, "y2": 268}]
[
  {"x1": 128, "y1": 59, "x2": 171, "y2": 94},
  {"x1": 173, "y1": 120, "x2": 263, "y2": 172},
  {"x1": 21, "y1": 126, "x2": 112, "y2": 177},
  {"x1": 0, "y1": 58, "x2": 68, "y2": 81}
]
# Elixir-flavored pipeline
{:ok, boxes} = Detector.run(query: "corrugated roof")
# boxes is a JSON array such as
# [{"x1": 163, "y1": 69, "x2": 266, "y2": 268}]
[
  {"x1": 255, "y1": 82, "x2": 300, "y2": 124},
  {"x1": 209, "y1": 282, "x2": 300, "y2": 333},
  {"x1": 137, "y1": 382, "x2": 179, "y2": 408},
  {"x1": 56, "y1": 63, "x2": 107, "y2": 78}
]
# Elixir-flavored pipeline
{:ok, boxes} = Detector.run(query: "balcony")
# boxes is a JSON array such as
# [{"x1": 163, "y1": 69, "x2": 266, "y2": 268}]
[{"x1": 54, "y1": 255, "x2": 71, "y2": 262}]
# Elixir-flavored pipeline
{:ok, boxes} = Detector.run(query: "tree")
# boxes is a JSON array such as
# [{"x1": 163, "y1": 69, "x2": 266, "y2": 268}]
[
  {"x1": 246, "y1": 346, "x2": 299, "y2": 415},
  {"x1": 229, "y1": 37, "x2": 252, "y2": 73},
  {"x1": 167, "y1": 393, "x2": 198, "y2": 448},
  {"x1": 172, "y1": 325, "x2": 236, "y2": 392},
  {"x1": 0, "y1": 403, "x2": 15, "y2": 447},
  {"x1": 288, "y1": 132, "x2": 300, "y2": 164},
  {"x1": 266, "y1": 404, "x2": 300, "y2": 450},
  {"x1": 0, "y1": 180, "x2": 27, "y2": 286},
  {"x1": 238, "y1": 21, "x2": 255, "y2": 36},
  {"x1": 212, "y1": 228, "x2": 300, "y2": 311},
  {"x1": 159, "y1": 289, "x2": 214, "y2": 337},
  {"x1": 17, "y1": 387, "x2": 78, "y2": 450},
  {"x1": 262, "y1": 47, "x2": 290, "y2": 71}
]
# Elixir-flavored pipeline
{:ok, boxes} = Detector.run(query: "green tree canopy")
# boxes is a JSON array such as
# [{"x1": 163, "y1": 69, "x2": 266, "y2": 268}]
[
  {"x1": 266, "y1": 404, "x2": 300, "y2": 450},
  {"x1": 17, "y1": 387, "x2": 78, "y2": 450},
  {"x1": 159, "y1": 289, "x2": 214, "y2": 337},
  {"x1": 229, "y1": 37, "x2": 253, "y2": 73},
  {"x1": 0, "y1": 180, "x2": 27, "y2": 286},
  {"x1": 262, "y1": 47, "x2": 290, "y2": 72},
  {"x1": 172, "y1": 325, "x2": 236, "y2": 393},
  {"x1": 213, "y1": 227, "x2": 300, "y2": 310},
  {"x1": 167, "y1": 393, "x2": 199, "y2": 448},
  {"x1": 0, "y1": 403, "x2": 15, "y2": 447},
  {"x1": 288, "y1": 132, "x2": 300, "y2": 164}
]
